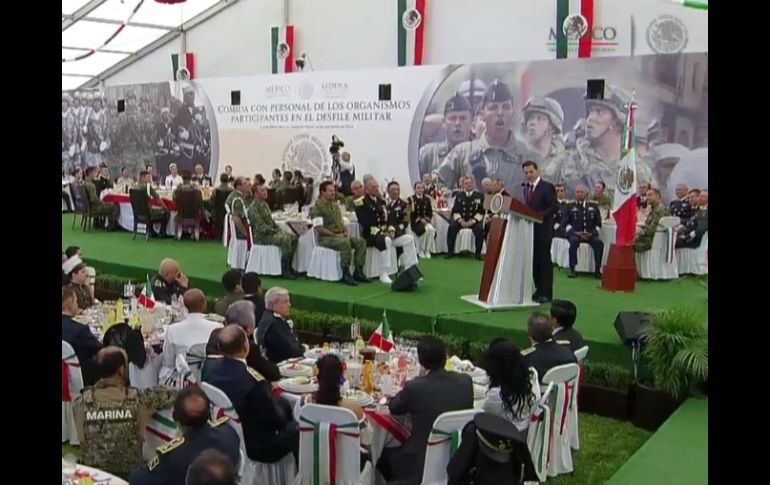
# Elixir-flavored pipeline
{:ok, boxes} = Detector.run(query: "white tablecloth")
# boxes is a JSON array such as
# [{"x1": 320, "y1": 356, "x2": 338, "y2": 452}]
[
  {"x1": 112, "y1": 201, "x2": 177, "y2": 236},
  {"x1": 62, "y1": 461, "x2": 128, "y2": 485}
]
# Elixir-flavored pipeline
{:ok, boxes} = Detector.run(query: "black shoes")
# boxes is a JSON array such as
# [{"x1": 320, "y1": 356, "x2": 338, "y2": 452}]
[
  {"x1": 341, "y1": 268, "x2": 358, "y2": 286},
  {"x1": 567, "y1": 269, "x2": 577, "y2": 278},
  {"x1": 353, "y1": 268, "x2": 370, "y2": 283}
]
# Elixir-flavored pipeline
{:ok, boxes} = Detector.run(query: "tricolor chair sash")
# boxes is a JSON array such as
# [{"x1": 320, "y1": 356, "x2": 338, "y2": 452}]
[
  {"x1": 427, "y1": 427, "x2": 461, "y2": 454},
  {"x1": 528, "y1": 383, "x2": 554, "y2": 482},
  {"x1": 299, "y1": 415, "x2": 360, "y2": 485},
  {"x1": 665, "y1": 227, "x2": 676, "y2": 263},
  {"x1": 223, "y1": 205, "x2": 231, "y2": 247},
  {"x1": 552, "y1": 382, "x2": 573, "y2": 436},
  {"x1": 61, "y1": 354, "x2": 80, "y2": 402},
  {"x1": 214, "y1": 405, "x2": 240, "y2": 423}
]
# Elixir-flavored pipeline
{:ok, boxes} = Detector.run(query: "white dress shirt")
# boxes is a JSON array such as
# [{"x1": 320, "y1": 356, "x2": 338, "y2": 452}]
[
  {"x1": 164, "y1": 174, "x2": 183, "y2": 189},
  {"x1": 161, "y1": 313, "x2": 223, "y2": 371},
  {"x1": 482, "y1": 387, "x2": 531, "y2": 431}
]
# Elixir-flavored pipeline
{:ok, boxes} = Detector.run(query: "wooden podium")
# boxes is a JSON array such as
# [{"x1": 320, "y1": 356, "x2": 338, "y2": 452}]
[{"x1": 462, "y1": 195, "x2": 544, "y2": 309}]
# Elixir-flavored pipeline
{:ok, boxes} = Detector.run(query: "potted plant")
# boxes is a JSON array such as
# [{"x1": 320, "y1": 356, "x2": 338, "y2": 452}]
[
  {"x1": 631, "y1": 305, "x2": 708, "y2": 431},
  {"x1": 579, "y1": 362, "x2": 633, "y2": 420}
]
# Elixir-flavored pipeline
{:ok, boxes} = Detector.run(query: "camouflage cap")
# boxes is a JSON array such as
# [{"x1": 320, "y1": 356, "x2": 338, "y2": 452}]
[
  {"x1": 523, "y1": 95, "x2": 564, "y2": 133},
  {"x1": 62, "y1": 92, "x2": 72, "y2": 103},
  {"x1": 482, "y1": 79, "x2": 513, "y2": 106},
  {"x1": 584, "y1": 84, "x2": 631, "y2": 123},
  {"x1": 458, "y1": 79, "x2": 488, "y2": 100},
  {"x1": 444, "y1": 91, "x2": 472, "y2": 115}
]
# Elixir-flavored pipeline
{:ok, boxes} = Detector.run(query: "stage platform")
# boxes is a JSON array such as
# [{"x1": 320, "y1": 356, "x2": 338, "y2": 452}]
[{"x1": 62, "y1": 214, "x2": 707, "y2": 366}]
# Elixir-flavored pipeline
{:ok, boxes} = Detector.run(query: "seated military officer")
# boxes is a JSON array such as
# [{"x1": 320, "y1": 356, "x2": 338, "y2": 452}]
[
  {"x1": 151, "y1": 258, "x2": 189, "y2": 304},
  {"x1": 74, "y1": 347, "x2": 178, "y2": 477},
  {"x1": 84, "y1": 166, "x2": 119, "y2": 230},
  {"x1": 129, "y1": 387, "x2": 240, "y2": 485},
  {"x1": 669, "y1": 183, "x2": 694, "y2": 223},
  {"x1": 447, "y1": 176, "x2": 485, "y2": 259},
  {"x1": 407, "y1": 181, "x2": 436, "y2": 258},
  {"x1": 632, "y1": 188, "x2": 669, "y2": 253},
  {"x1": 553, "y1": 183, "x2": 570, "y2": 239},
  {"x1": 561, "y1": 184, "x2": 603, "y2": 278},
  {"x1": 521, "y1": 312, "x2": 577, "y2": 384},
  {"x1": 344, "y1": 180, "x2": 365, "y2": 212}
]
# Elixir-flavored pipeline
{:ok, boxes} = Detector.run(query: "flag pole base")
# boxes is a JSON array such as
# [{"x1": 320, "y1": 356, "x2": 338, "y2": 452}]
[{"x1": 600, "y1": 244, "x2": 637, "y2": 292}]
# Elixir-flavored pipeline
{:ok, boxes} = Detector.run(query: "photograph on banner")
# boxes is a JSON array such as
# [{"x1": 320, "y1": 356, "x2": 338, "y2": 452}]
[
  {"x1": 62, "y1": 82, "x2": 216, "y2": 180},
  {"x1": 414, "y1": 52, "x2": 708, "y2": 201}
]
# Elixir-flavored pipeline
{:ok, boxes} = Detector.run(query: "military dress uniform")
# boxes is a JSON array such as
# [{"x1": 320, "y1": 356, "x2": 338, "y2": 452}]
[
  {"x1": 553, "y1": 199, "x2": 572, "y2": 238},
  {"x1": 151, "y1": 273, "x2": 187, "y2": 305},
  {"x1": 386, "y1": 197, "x2": 410, "y2": 238},
  {"x1": 676, "y1": 206, "x2": 708, "y2": 249},
  {"x1": 439, "y1": 81, "x2": 540, "y2": 192},
  {"x1": 248, "y1": 198, "x2": 298, "y2": 276},
  {"x1": 521, "y1": 339, "x2": 577, "y2": 384},
  {"x1": 128, "y1": 417, "x2": 240, "y2": 485},
  {"x1": 355, "y1": 195, "x2": 419, "y2": 274},
  {"x1": 311, "y1": 198, "x2": 367, "y2": 281},
  {"x1": 633, "y1": 202, "x2": 669, "y2": 253},
  {"x1": 562, "y1": 200, "x2": 604, "y2": 276},
  {"x1": 73, "y1": 378, "x2": 177, "y2": 477},
  {"x1": 408, "y1": 194, "x2": 436, "y2": 256},
  {"x1": 448, "y1": 190, "x2": 485, "y2": 257},
  {"x1": 669, "y1": 197, "x2": 694, "y2": 223},
  {"x1": 590, "y1": 193, "x2": 612, "y2": 219}
]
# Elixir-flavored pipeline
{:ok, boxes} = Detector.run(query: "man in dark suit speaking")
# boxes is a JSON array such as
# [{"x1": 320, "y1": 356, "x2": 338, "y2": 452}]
[{"x1": 522, "y1": 161, "x2": 557, "y2": 303}]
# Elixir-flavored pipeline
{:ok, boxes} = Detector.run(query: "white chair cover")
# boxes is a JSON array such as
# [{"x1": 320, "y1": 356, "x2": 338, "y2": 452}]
[
  {"x1": 420, "y1": 409, "x2": 482, "y2": 485},
  {"x1": 62, "y1": 341, "x2": 83, "y2": 445},
  {"x1": 455, "y1": 228, "x2": 476, "y2": 254},
  {"x1": 226, "y1": 211, "x2": 250, "y2": 270},
  {"x1": 307, "y1": 222, "x2": 343, "y2": 282},
  {"x1": 245, "y1": 245, "x2": 282, "y2": 276},
  {"x1": 677, "y1": 231, "x2": 708, "y2": 276},
  {"x1": 526, "y1": 382, "x2": 554, "y2": 484},
  {"x1": 294, "y1": 404, "x2": 374, "y2": 485},
  {"x1": 571, "y1": 346, "x2": 589, "y2": 451},
  {"x1": 200, "y1": 382, "x2": 246, "y2": 453},
  {"x1": 242, "y1": 452, "x2": 296, "y2": 485},
  {"x1": 363, "y1": 246, "x2": 398, "y2": 278},
  {"x1": 551, "y1": 239, "x2": 597, "y2": 272},
  {"x1": 551, "y1": 238, "x2": 570, "y2": 267},
  {"x1": 542, "y1": 364, "x2": 580, "y2": 478},
  {"x1": 574, "y1": 346, "x2": 589, "y2": 364},
  {"x1": 636, "y1": 216, "x2": 680, "y2": 280}
]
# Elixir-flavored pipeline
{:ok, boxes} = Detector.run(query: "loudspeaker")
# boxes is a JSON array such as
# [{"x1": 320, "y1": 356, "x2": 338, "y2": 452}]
[
  {"x1": 117, "y1": 99, "x2": 125, "y2": 113},
  {"x1": 231, "y1": 90, "x2": 241, "y2": 106},
  {"x1": 614, "y1": 312, "x2": 651, "y2": 344},
  {"x1": 378, "y1": 84, "x2": 392, "y2": 101},
  {"x1": 586, "y1": 79, "x2": 605, "y2": 100},
  {"x1": 391, "y1": 265, "x2": 423, "y2": 292}
]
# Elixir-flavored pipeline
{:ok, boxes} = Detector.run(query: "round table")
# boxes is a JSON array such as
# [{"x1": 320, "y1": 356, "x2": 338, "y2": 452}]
[{"x1": 62, "y1": 461, "x2": 128, "y2": 485}]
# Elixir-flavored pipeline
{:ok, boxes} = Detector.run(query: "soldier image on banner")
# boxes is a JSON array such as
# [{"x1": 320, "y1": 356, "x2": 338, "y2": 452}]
[
  {"x1": 120, "y1": 91, "x2": 145, "y2": 175},
  {"x1": 71, "y1": 92, "x2": 88, "y2": 167},
  {"x1": 84, "y1": 96, "x2": 109, "y2": 168},
  {"x1": 523, "y1": 95, "x2": 569, "y2": 184},
  {"x1": 458, "y1": 79, "x2": 488, "y2": 141},
  {"x1": 62, "y1": 94, "x2": 77, "y2": 174},
  {"x1": 438, "y1": 79, "x2": 540, "y2": 192},
  {"x1": 173, "y1": 87, "x2": 198, "y2": 174},
  {"x1": 418, "y1": 92, "x2": 473, "y2": 177},
  {"x1": 154, "y1": 107, "x2": 177, "y2": 178},
  {"x1": 191, "y1": 107, "x2": 211, "y2": 172},
  {"x1": 548, "y1": 84, "x2": 654, "y2": 197}
]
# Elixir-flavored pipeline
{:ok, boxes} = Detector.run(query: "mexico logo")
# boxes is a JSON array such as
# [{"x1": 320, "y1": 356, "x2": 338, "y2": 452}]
[
  {"x1": 298, "y1": 82, "x2": 314, "y2": 100},
  {"x1": 616, "y1": 166, "x2": 635, "y2": 196},
  {"x1": 281, "y1": 134, "x2": 328, "y2": 182},
  {"x1": 402, "y1": 9, "x2": 422, "y2": 30},
  {"x1": 275, "y1": 42, "x2": 291, "y2": 60},
  {"x1": 646, "y1": 15, "x2": 688, "y2": 54},
  {"x1": 563, "y1": 14, "x2": 589, "y2": 39}
]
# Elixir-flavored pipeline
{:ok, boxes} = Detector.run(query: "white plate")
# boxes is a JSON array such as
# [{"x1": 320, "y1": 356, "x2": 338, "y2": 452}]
[
  {"x1": 279, "y1": 377, "x2": 318, "y2": 394},
  {"x1": 343, "y1": 391, "x2": 373, "y2": 407},
  {"x1": 280, "y1": 363, "x2": 313, "y2": 377}
]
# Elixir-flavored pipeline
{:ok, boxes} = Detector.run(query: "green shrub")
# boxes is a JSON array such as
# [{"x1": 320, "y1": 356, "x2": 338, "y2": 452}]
[{"x1": 582, "y1": 362, "x2": 633, "y2": 391}]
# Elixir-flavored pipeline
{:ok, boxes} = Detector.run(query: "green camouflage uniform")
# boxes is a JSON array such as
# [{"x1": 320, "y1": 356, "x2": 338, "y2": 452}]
[
  {"x1": 247, "y1": 198, "x2": 297, "y2": 264},
  {"x1": 633, "y1": 202, "x2": 669, "y2": 252},
  {"x1": 523, "y1": 95, "x2": 569, "y2": 186},
  {"x1": 85, "y1": 180, "x2": 119, "y2": 222},
  {"x1": 225, "y1": 190, "x2": 250, "y2": 239},
  {"x1": 419, "y1": 140, "x2": 453, "y2": 177},
  {"x1": 538, "y1": 136, "x2": 570, "y2": 183},
  {"x1": 74, "y1": 378, "x2": 177, "y2": 477},
  {"x1": 343, "y1": 195, "x2": 360, "y2": 212},
  {"x1": 69, "y1": 282, "x2": 94, "y2": 310},
  {"x1": 311, "y1": 199, "x2": 366, "y2": 269}
]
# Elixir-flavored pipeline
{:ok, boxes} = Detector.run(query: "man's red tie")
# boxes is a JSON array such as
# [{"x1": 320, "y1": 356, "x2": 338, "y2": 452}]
[{"x1": 527, "y1": 185, "x2": 534, "y2": 202}]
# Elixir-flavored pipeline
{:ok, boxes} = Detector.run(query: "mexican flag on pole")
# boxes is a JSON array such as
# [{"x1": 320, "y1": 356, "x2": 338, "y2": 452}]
[
  {"x1": 397, "y1": 0, "x2": 426, "y2": 66},
  {"x1": 138, "y1": 275, "x2": 156, "y2": 309},
  {"x1": 171, "y1": 53, "x2": 195, "y2": 80},
  {"x1": 271, "y1": 25, "x2": 295, "y2": 74},
  {"x1": 368, "y1": 311, "x2": 395, "y2": 352},
  {"x1": 611, "y1": 94, "x2": 638, "y2": 247},
  {"x1": 555, "y1": 0, "x2": 595, "y2": 59}
]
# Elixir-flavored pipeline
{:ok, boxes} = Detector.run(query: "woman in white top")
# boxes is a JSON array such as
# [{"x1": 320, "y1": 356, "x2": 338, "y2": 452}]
[
  {"x1": 164, "y1": 163, "x2": 183, "y2": 189},
  {"x1": 481, "y1": 339, "x2": 535, "y2": 431}
]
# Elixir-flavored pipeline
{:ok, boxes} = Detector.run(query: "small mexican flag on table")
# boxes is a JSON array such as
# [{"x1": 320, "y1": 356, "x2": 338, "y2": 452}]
[
  {"x1": 368, "y1": 310, "x2": 395, "y2": 352},
  {"x1": 138, "y1": 274, "x2": 156, "y2": 309}
]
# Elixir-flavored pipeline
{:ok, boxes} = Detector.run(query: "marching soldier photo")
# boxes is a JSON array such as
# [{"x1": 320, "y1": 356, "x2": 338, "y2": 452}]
[
  {"x1": 561, "y1": 184, "x2": 603, "y2": 278},
  {"x1": 62, "y1": 93, "x2": 78, "y2": 174},
  {"x1": 439, "y1": 79, "x2": 538, "y2": 192},
  {"x1": 248, "y1": 183, "x2": 299, "y2": 279},
  {"x1": 408, "y1": 181, "x2": 436, "y2": 258},
  {"x1": 173, "y1": 86, "x2": 198, "y2": 173},
  {"x1": 633, "y1": 188, "x2": 669, "y2": 253},
  {"x1": 447, "y1": 176, "x2": 485, "y2": 260},
  {"x1": 84, "y1": 95, "x2": 109, "y2": 168},
  {"x1": 419, "y1": 92, "x2": 473, "y2": 177},
  {"x1": 523, "y1": 95, "x2": 569, "y2": 183},
  {"x1": 311, "y1": 180, "x2": 368, "y2": 285},
  {"x1": 355, "y1": 178, "x2": 419, "y2": 283},
  {"x1": 154, "y1": 107, "x2": 177, "y2": 178}
]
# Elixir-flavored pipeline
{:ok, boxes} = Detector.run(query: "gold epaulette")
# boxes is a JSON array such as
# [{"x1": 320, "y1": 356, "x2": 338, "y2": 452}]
[
  {"x1": 247, "y1": 367, "x2": 265, "y2": 382},
  {"x1": 206, "y1": 354, "x2": 223, "y2": 359},
  {"x1": 157, "y1": 437, "x2": 185, "y2": 455},
  {"x1": 209, "y1": 416, "x2": 229, "y2": 428},
  {"x1": 556, "y1": 340, "x2": 571, "y2": 345},
  {"x1": 521, "y1": 347, "x2": 535, "y2": 356}
]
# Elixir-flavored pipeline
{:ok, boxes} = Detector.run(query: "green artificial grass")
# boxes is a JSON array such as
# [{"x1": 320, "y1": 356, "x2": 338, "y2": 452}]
[
  {"x1": 62, "y1": 412, "x2": 651, "y2": 484},
  {"x1": 606, "y1": 398, "x2": 707, "y2": 485},
  {"x1": 63, "y1": 214, "x2": 707, "y2": 366}
]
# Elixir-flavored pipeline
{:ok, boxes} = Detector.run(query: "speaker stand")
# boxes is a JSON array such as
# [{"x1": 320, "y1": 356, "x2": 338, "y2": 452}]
[{"x1": 601, "y1": 244, "x2": 636, "y2": 292}]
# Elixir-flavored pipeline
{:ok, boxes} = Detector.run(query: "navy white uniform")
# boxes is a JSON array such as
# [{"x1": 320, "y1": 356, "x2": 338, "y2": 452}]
[
  {"x1": 355, "y1": 195, "x2": 418, "y2": 272},
  {"x1": 669, "y1": 198, "x2": 694, "y2": 223},
  {"x1": 554, "y1": 199, "x2": 572, "y2": 238},
  {"x1": 448, "y1": 190, "x2": 485, "y2": 257},
  {"x1": 561, "y1": 199, "x2": 604, "y2": 274}
]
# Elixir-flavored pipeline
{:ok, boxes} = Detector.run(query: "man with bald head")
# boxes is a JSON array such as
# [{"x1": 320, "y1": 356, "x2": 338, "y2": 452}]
[
  {"x1": 521, "y1": 312, "x2": 576, "y2": 384},
  {"x1": 129, "y1": 387, "x2": 240, "y2": 485},
  {"x1": 161, "y1": 289, "x2": 223, "y2": 381},
  {"x1": 561, "y1": 184, "x2": 603, "y2": 278},
  {"x1": 151, "y1": 258, "x2": 189, "y2": 304},
  {"x1": 669, "y1": 183, "x2": 695, "y2": 222},
  {"x1": 203, "y1": 325, "x2": 300, "y2": 467}
]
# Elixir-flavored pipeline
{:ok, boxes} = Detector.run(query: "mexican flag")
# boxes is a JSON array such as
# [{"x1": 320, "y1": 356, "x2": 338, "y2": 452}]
[
  {"x1": 137, "y1": 275, "x2": 156, "y2": 309},
  {"x1": 611, "y1": 96, "x2": 638, "y2": 247},
  {"x1": 368, "y1": 311, "x2": 395, "y2": 352},
  {"x1": 397, "y1": 0, "x2": 426, "y2": 66},
  {"x1": 555, "y1": 0, "x2": 595, "y2": 59},
  {"x1": 171, "y1": 52, "x2": 195, "y2": 80},
  {"x1": 271, "y1": 25, "x2": 295, "y2": 74}
]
